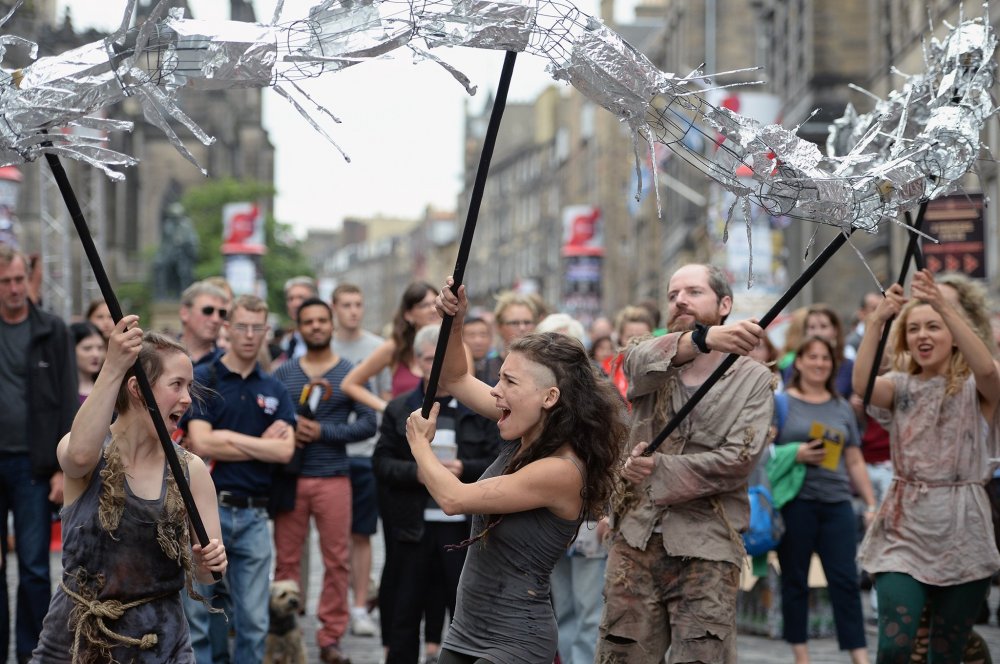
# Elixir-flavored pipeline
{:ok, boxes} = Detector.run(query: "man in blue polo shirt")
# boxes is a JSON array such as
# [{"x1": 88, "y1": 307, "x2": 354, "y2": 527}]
[{"x1": 183, "y1": 294, "x2": 296, "y2": 664}]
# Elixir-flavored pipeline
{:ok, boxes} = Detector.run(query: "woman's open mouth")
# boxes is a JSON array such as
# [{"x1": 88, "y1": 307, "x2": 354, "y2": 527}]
[{"x1": 497, "y1": 407, "x2": 511, "y2": 424}]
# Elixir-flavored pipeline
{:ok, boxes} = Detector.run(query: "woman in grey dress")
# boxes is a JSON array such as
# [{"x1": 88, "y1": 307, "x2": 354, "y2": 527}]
[
  {"x1": 403, "y1": 279, "x2": 627, "y2": 664},
  {"x1": 32, "y1": 316, "x2": 227, "y2": 663}
]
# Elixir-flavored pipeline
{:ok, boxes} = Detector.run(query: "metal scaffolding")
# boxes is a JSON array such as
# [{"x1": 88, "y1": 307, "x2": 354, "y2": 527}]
[
  {"x1": 38, "y1": 162, "x2": 72, "y2": 321},
  {"x1": 38, "y1": 158, "x2": 108, "y2": 320}
]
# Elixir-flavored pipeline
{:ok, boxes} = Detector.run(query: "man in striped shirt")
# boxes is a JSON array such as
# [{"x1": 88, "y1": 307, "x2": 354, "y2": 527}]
[{"x1": 273, "y1": 297, "x2": 378, "y2": 664}]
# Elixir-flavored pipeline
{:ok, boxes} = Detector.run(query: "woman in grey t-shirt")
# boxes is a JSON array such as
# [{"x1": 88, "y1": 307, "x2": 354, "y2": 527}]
[
  {"x1": 772, "y1": 335, "x2": 876, "y2": 664},
  {"x1": 403, "y1": 281, "x2": 627, "y2": 664}
]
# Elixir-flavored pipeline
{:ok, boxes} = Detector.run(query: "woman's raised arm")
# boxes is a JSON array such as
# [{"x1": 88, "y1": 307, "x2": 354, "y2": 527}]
[
  {"x1": 59, "y1": 316, "x2": 143, "y2": 496},
  {"x1": 435, "y1": 278, "x2": 499, "y2": 420},
  {"x1": 341, "y1": 340, "x2": 395, "y2": 413}
]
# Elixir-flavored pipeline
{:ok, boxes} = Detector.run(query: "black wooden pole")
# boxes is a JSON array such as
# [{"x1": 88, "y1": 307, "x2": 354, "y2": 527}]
[
  {"x1": 644, "y1": 228, "x2": 854, "y2": 455},
  {"x1": 43, "y1": 150, "x2": 221, "y2": 581},
  {"x1": 861, "y1": 201, "x2": 928, "y2": 407},
  {"x1": 422, "y1": 51, "x2": 517, "y2": 417}
]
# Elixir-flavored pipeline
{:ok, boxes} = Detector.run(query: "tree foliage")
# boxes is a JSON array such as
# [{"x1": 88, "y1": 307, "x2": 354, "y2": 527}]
[{"x1": 181, "y1": 178, "x2": 314, "y2": 320}]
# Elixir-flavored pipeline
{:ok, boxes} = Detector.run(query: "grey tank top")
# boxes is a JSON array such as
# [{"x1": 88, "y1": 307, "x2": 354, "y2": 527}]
[
  {"x1": 32, "y1": 442, "x2": 195, "y2": 663},
  {"x1": 444, "y1": 440, "x2": 583, "y2": 663}
]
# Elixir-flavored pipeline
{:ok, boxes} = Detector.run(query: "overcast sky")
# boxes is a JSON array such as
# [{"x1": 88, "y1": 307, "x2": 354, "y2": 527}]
[{"x1": 58, "y1": 0, "x2": 636, "y2": 236}]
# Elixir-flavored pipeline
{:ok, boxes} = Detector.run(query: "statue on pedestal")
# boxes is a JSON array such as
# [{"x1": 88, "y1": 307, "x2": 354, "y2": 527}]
[{"x1": 153, "y1": 201, "x2": 199, "y2": 301}]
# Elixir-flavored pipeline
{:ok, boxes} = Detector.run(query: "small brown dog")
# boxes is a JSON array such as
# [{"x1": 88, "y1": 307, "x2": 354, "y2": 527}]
[{"x1": 263, "y1": 579, "x2": 307, "y2": 664}]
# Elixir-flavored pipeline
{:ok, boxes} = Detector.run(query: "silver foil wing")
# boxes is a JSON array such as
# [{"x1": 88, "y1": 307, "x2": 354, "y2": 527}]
[
  {"x1": 548, "y1": 21, "x2": 662, "y2": 125},
  {"x1": 8, "y1": 40, "x2": 126, "y2": 135},
  {"x1": 283, "y1": 0, "x2": 415, "y2": 74},
  {"x1": 158, "y1": 17, "x2": 278, "y2": 89},
  {"x1": 420, "y1": 0, "x2": 536, "y2": 51}
]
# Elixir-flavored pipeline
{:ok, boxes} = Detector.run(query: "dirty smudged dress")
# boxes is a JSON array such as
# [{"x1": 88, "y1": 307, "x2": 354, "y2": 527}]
[
  {"x1": 443, "y1": 440, "x2": 583, "y2": 664},
  {"x1": 859, "y1": 373, "x2": 1000, "y2": 585},
  {"x1": 31, "y1": 439, "x2": 199, "y2": 664}
]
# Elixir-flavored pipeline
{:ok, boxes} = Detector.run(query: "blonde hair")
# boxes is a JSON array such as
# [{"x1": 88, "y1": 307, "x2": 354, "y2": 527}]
[
  {"x1": 891, "y1": 300, "x2": 969, "y2": 395},
  {"x1": 936, "y1": 272, "x2": 997, "y2": 356},
  {"x1": 613, "y1": 306, "x2": 654, "y2": 342},
  {"x1": 493, "y1": 291, "x2": 538, "y2": 324},
  {"x1": 231, "y1": 294, "x2": 268, "y2": 319},
  {"x1": 781, "y1": 307, "x2": 809, "y2": 355}
]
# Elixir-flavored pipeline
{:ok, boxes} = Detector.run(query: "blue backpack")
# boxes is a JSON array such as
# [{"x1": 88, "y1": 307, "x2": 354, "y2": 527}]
[
  {"x1": 744, "y1": 485, "x2": 784, "y2": 556},
  {"x1": 742, "y1": 392, "x2": 788, "y2": 556}
]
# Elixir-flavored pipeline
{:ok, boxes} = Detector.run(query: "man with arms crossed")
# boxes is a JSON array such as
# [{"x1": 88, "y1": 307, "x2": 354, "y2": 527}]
[{"x1": 183, "y1": 295, "x2": 296, "y2": 664}]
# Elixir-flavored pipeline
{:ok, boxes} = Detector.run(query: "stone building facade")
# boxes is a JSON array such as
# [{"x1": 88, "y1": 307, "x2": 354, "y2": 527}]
[{"x1": 7, "y1": 0, "x2": 274, "y2": 319}]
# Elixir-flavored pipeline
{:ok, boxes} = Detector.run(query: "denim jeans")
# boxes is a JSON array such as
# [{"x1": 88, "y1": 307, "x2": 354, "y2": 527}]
[
  {"x1": 0, "y1": 453, "x2": 53, "y2": 660},
  {"x1": 552, "y1": 554, "x2": 607, "y2": 664},
  {"x1": 184, "y1": 505, "x2": 272, "y2": 664}
]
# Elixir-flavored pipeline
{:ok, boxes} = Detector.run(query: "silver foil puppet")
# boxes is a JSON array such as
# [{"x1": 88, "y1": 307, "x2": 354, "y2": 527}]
[{"x1": 0, "y1": 0, "x2": 995, "y2": 240}]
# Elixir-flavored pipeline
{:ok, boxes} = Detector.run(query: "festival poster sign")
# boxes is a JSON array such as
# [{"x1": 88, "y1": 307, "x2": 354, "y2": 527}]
[
  {"x1": 222, "y1": 202, "x2": 266, "y2": 255},
  {"x1": 922, "y1": 194, "x2": 986, "y2": 278}
]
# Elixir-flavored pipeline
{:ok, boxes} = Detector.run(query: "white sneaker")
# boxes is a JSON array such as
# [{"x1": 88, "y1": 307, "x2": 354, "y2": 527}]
[{"x1": 350, "y1": 606, "x2": 377, "y2": 636}]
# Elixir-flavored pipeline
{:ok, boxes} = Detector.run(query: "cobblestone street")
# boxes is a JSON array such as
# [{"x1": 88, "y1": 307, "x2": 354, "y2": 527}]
[{"x1": 11, "y1": 532, "x2": 1000, "y2": 663}]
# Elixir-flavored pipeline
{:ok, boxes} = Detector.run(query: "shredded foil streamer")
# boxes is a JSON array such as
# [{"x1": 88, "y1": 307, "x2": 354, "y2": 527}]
[{"x1": 0, "y1": 0, "x2": 995, "y2": 238}]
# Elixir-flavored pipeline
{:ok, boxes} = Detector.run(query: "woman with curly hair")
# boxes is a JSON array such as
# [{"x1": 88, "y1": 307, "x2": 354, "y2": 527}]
[
  {"x1": 342, "y1": 281, "x2": 440, "y2": 413},
  {"x1": 32, "y1": 316, "x2": 226, "y2": 663},
  {"x1": 853, "y1": 269, "x2": 1000, "y2": 663},
  {"x1": 404, "y1": 278, "x2": 627, "y2": 664}
]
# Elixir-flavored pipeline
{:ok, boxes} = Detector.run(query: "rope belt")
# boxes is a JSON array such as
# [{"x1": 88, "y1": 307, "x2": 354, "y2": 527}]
[
  {"x1": 892, "y1": 476, "x2": 984, "y2": 500},
  {"x1": 60, "y1": 579, "x2": 170, "y2": 661},
  {"x1": 893, "y1": 476, "x2": 983, "y2": 489}
]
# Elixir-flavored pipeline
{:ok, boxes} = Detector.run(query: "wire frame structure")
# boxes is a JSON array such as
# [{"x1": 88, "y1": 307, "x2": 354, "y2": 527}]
[{"x1": 0, "y1": 0, "x2": 995, "y2": 252}]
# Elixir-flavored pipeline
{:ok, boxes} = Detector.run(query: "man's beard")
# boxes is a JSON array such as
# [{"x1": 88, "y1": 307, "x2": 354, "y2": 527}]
[
  {"x1": 304, "y1": 336, "x2": 332, "y2": 351},
  {"x1": 666, "y1": 309, "x2": 720, "y2": 332}
]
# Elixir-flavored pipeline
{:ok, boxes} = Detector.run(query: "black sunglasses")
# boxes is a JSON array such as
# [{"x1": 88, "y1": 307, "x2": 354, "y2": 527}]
[{"x1": 200, "y1": 305, "x2": 228, "y2": 319}]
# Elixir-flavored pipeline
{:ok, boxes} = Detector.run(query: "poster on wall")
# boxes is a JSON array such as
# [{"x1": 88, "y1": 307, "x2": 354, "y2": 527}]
[
  {"x1": 922, "y1": 194, "x2": 986, "y2": 279},
  {"x1": 222, "y1": 202, "x2": 266, "y2": 255},
  {"x1": 561, "y1": 206, "x2": 603, "y2": 327}
]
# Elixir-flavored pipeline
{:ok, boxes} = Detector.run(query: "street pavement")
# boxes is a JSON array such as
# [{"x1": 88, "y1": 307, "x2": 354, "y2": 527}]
[
  {"x1": 329, "y1": 605, "x2": 1000, "y2": 664},
  {"x1": 330, "y1": 596, "x2": 1000, "y2": 663},
  {"x1": 11, "y1": 531, "x2": 1000, "y2": 663},
  {"x1": 310, "y1": 524, "x2": 1000, "y2": 664}
]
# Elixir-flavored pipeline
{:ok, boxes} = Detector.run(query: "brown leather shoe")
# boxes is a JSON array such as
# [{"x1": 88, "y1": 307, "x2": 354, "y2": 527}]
[{"x1": 319, "y1": 643, "x2": 352, "y2": 664}]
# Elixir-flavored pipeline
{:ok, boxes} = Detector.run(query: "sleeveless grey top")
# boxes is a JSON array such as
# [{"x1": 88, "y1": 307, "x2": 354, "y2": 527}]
[
  {"x1": 32, "y1": 443, "x2": 195, "y2": 663},
  {"x1": 444, "y1": 440, "x2": 583, "y2": 663}
]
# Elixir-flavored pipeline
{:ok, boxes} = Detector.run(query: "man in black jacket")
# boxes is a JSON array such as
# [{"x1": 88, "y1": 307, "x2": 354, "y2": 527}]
[
  {"x1": 0, "y1": 245, "x2": 77, "y2": 663},
  {"x1": 373, "y1": 324, "x2": 501, "y2": 664}
]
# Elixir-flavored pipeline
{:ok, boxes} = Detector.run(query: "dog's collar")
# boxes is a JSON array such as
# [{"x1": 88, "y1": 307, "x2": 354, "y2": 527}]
[{"x1": 269, "y1": 611, "x2": 298, "y2": 636}]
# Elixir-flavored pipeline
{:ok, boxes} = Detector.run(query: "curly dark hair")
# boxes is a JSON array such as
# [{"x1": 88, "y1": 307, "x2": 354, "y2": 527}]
[
  {"x1": 505, "y1": 332, "x2": 628, "y2": 516},
  {"x1": 390, "y1": 281, "x2": 438, "y2": 370},
  {"x1": 446, "y1": 332, "x2": 627, "y2": 551}
]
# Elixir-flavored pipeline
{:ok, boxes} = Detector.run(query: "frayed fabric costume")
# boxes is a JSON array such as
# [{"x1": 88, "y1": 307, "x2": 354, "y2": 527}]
[{"x1": 31, "y1": 438, "x2": 210, "y2": 663}]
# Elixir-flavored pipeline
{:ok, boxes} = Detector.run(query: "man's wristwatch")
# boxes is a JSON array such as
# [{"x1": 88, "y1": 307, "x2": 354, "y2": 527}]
[{"x1": 690, "y1": 323, "x2": 712, "y2": 354}]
